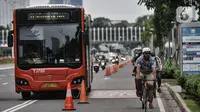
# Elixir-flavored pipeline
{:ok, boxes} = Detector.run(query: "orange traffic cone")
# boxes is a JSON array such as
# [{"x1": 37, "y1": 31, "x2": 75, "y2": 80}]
[
  {"x1": 78, "y1": 80, "x2": 89, "y2": 104},
  {"x1": 115, "y1": 64, "x2": 118, "y2": 72},
  {"x1": 62, "y1": 83, "x2": 76, "y2": 111},
  {"x1": 105, "y1": 66, "x2": 111, "y2": 76}
]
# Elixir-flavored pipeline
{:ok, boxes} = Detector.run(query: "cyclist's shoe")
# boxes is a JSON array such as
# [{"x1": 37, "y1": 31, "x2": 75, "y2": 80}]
[
  {"x1": 157, "y1": 88, "x2": 161, "y2": 93},
  {"x1": 149, "y1": 103, "x2": 153, "y2": 109}
]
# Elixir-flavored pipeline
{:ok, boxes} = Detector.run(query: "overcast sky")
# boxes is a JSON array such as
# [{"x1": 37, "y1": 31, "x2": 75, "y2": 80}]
[{"x1": 30, "y1": 0, "x2": 154, "y2": 23}]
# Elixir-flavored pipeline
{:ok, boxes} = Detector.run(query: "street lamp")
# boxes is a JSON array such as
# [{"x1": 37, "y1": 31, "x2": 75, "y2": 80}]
[{"x1": 149, "y1": 28, "x2": 154, "y2": 52}]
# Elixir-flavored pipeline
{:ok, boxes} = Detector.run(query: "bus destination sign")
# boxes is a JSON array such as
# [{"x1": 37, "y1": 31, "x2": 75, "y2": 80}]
[{"x1": 28, "y1": 12, "x2": 70, "y2": 20}]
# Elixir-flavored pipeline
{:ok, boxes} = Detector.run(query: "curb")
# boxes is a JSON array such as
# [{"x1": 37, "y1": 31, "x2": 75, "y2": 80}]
[
  {"x1": 164, "y1": 83, "x2": 191, "y2": 112},
  {"x1": 0, "y1": 67, "x2": 14, "y2": 70}
]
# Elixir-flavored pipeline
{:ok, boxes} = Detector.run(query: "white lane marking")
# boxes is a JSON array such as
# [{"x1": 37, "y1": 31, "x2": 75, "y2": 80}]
[
  {"x1": 0, "y1": 75, "x2": 5, "y2": 77},
  {"x1": 104, "y1": 77, "x2": 110, "y2": 80},
  {"x1": 0, "y1": 67, "x2": 14, "y2": 70},
  {"x1": 89, "y1": 90, "x2": 137, "y2": 98},
  {"x1": 9, "y1": 100, "x2": 37, "y2": 112},
  {"x1": 10, "y1": 73, "x2": 14, "y2": 76},
  {"x1": 2, "y1": 82, "x2": 8, "y2": 85},
  {"x1": 156, "y1": 91, "x2": 166, "y2": 112},
  {"x1": 2, "y1": 100, "x2": 32, "y2": 112}
]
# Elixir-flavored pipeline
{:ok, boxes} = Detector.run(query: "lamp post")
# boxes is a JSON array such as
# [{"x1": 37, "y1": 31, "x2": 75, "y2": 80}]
[{"x1": 149, "y1": 28, "x2": 154, "y2": 52}]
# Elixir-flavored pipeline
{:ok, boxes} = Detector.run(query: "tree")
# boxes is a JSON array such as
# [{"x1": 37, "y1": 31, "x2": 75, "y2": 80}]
[
  {"x1": 140, "y1": 18, "x2": 154, "y2": 46},
  {"x1": 135, "y1": 15, "x2": 154, "y2": 27},
  {"x1": 0, "y1": 26, "x2": 6, "y2": 30},
  {"x1": 137, "y1": 0, "x2": 200, "y2": 64},
  {"x1": 92, "y1": 17, "x2": 112, "y2": 27},
  {"x1": 113, "y1": 20, "x2": 129, "y2": 27}
]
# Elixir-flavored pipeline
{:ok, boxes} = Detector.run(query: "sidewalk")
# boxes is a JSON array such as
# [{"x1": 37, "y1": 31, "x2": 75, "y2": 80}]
[{"x1": 164, "y1": 83, "x2": 191, "y2": 112}]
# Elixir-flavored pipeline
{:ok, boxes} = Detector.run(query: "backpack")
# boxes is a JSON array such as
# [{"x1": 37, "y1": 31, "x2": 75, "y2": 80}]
[{"x1": 155, "y1": 56, "x2": 162, "y2": 71}]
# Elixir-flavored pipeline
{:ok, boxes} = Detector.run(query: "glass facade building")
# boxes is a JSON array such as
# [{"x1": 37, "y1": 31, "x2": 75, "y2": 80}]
[{"x1": 49, "y1": 0, "x2": 83, "y2": 6}]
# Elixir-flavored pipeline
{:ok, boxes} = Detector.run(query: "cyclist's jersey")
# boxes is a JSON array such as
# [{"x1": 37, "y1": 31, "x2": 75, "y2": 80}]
[{"x1": 136, "y1": 55, "x2": 156, "y2": 74}]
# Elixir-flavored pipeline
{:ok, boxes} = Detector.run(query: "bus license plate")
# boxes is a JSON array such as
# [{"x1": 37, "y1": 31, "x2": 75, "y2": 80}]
[{"x1": 43, "y1": 83, "x2": 57, "y2": 88}]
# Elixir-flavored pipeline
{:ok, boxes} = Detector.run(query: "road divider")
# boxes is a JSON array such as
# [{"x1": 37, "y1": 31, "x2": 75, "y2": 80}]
[{"x1": 105, "y1": 60, "x2": 130, "y2": 76}]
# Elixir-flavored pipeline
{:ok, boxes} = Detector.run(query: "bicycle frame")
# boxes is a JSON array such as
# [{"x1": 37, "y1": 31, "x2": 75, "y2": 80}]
[{"x1": 141, "y1": 79, "x2": 156, "y2": 112}]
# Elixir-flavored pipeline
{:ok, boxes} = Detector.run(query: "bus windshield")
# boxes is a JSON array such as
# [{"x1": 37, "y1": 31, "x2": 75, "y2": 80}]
[{"x1": 17, "y1": 23, "x2": 82, "y2": 69}]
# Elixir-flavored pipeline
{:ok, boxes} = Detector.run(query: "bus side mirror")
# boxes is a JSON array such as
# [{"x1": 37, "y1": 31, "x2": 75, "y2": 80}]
[
  {"x1": 8, "y1": 30, "x2": 13, "y2": 47},
  {"x1": 84, "y1": 32, "x2": 89, "y2": 45}
]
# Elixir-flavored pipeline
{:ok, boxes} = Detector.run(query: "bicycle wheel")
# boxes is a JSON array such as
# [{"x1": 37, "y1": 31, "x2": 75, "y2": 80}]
[
  {"x1": 144, "y1": 100, "x2": 147, "y2": 112},
  {"x1": 153, "y1": 82, "x2": 157, "y2": 98},
  {"x1": 153, "y1": 88, "x2": 156, "y2": 98},
  {"x1": 142, "y1": 101, "x2": 144, "y2": 109},
  {"x1": 144, "y1": 88, "x2": 148, "y2": 112},
  {"x1": 142, "y1": 87, "x2": 147, "y2": 111}
]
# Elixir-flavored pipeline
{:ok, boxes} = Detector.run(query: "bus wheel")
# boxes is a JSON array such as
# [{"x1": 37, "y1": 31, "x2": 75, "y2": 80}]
[
  {"x1": 72, "y1": 90, "x2": 80, "y2": 99},
  {"x1": 21, "y1": 92, "x2": 31, "y2": 100}
]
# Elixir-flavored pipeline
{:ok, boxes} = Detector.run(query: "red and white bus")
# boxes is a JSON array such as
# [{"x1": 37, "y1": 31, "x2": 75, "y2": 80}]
[{"x1": 8, "y1": 4, "x2": 93, "y2": 99}]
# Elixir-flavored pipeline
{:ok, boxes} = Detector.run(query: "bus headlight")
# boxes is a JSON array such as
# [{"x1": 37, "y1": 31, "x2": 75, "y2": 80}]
[
  {"x1": 71, "y1": 76, "x2": 84, "y2": 84},
  {"x1": 16, "y1": 78, "x2": 29, "y2": 86}
]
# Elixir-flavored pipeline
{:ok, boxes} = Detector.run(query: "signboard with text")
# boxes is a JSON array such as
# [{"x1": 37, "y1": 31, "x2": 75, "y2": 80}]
[{"x1": 181, "y1": 23, "x2": 200, "y2": 75}]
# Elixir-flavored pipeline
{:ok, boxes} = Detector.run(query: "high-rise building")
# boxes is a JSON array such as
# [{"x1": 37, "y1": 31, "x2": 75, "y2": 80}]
[
  {"x1": 49, "y1": 0, "x2": 82, "y2": 6},
  {"x1": 0, "y1": 0, "x2": 30, "y2": 27}
]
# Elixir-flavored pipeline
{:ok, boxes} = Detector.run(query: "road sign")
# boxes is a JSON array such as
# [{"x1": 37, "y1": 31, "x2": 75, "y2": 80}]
[
  {"x1": 176, "y1": 6, "x2": 193, "y2": 23},
  {"x1": 180, "y1": 22, "x2": 200, "y2": 75}
]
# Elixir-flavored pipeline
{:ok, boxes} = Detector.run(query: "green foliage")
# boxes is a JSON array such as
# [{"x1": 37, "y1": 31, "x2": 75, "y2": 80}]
[
  {"x1": 134, "y1": 15, "x2": 154, "y2": 27},
  {"x1": 185, "y1": 76, "x2": 200, "y2": 95},
  {"x1": 92, "y1": 17, "x2": 111, "y2": 27},
  {"x1": 174, "y1": 73, "x2": 200, "y2": 98},
  {"x1": 0, "y1": 58, "x2": 13, "y2": 64},
  {"x1": 0, "y1": 26, "x2": 7, "y2": 30},
  {"x1": 162, "y1": 58, "x2": 179, "y2": 79},
  {"x1": 112, "y1": 20, "x2": 129, "y2": 27},
  {"x1": 140, "y1": 18, "x2": 154, "y2": 46}
]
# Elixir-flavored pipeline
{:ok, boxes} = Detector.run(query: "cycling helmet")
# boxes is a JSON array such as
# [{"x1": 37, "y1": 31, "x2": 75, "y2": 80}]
[{"x1": 142, "y1": 47, "x2": 151, "y2": 53}]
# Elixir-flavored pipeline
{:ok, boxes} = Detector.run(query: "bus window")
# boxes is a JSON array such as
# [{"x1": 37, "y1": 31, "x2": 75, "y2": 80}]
[{"x1": 18, "y1": 23, "x2": 82, "y2": 69}]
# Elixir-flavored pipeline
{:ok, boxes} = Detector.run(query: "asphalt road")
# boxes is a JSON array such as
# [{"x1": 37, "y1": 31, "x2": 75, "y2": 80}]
[{"x1": 0, "y1": 62, "x2": 181, "y2": 112}]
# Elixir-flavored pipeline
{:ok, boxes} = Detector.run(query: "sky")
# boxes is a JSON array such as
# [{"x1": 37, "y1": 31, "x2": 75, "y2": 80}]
[{"x1": 30, "y1": 0, "x2": 154, "y2": 23}]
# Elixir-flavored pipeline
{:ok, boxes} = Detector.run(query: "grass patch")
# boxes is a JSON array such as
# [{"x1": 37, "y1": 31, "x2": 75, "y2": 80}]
[
  {"x1": 184, "y1": 99, "x2": 200, "y2": 112},
  {"x1": 168, "y1": 81, "x2": 178, "y2": 86},
  {"x1": 0, "y1": 58, "x2": 14, "y2": 64}
]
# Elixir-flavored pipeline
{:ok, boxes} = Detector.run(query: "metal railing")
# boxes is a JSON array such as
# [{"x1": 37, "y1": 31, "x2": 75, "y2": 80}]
[{"x1": 91, "y1": 27, "x2": 145, "y2": 42}]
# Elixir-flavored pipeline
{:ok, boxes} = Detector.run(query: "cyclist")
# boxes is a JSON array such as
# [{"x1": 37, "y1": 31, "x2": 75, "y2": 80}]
[
  {"x1": 136, "y1": 47, "x2": 157, "y2": 109},
  {"x1": 133, "y1": 51, "x2": 143, "y2": 97},
  {"x1": 132, "y1": 51, "x2": 142, "y2": 74},
  {"x1": 151, "y1": 52, "x2": 162, "y2": 93}
]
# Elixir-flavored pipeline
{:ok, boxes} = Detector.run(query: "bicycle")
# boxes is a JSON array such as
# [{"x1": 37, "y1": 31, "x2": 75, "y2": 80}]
[{"x1": 141, "y1": 77, "x2": 156, "y2": 112}]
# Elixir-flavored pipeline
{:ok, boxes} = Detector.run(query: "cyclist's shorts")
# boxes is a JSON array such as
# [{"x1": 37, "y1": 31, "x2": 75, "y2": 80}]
[{"x1": 140, "y1": 73, "x2": 154, "y2": 85}]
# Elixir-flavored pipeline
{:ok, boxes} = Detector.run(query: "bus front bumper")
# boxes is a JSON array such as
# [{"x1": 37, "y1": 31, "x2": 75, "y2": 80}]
[{"x1": 16, "y1": 81, "x2": 81, "y2": 93}]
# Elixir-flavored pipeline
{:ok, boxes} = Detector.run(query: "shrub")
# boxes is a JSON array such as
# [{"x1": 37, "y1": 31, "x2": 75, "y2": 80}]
[
  {"x1": 0, "y1": 57, "x2": 14, "y2": 64},
  {"x1": 162, "y1": 58, "x2": 179, "y2": 79}
]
